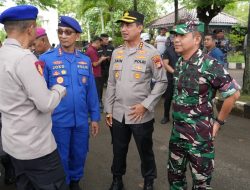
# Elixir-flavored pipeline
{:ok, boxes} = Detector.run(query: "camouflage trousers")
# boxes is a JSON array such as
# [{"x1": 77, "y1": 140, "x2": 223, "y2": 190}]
[{"x1": 167, "y1": 131, "x2": 214, "y2": 190}]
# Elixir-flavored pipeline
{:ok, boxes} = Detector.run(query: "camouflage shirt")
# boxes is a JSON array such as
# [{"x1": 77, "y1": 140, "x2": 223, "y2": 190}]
[{"x1": 172, "y1": 49, "x2": 240, "y2": 142}]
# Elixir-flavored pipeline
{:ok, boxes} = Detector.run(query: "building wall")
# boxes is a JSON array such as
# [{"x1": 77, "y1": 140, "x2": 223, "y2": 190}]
[
  {"x1": 0, "y1": 1, "x2": 59, "y2": 45},
  {"x1": 38, "y1": 8, "x2": 59, "y2": 45}
]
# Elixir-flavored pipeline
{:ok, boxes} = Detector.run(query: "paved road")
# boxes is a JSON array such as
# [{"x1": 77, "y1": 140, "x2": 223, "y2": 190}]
[{"x1": 82, "y1": 100, "x2": 250, "y2": 190}]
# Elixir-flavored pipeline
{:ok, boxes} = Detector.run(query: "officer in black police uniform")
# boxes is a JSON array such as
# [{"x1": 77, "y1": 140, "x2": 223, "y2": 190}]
[{"x1": 98, "y1": 33, "x2": 114, "y2": 88}]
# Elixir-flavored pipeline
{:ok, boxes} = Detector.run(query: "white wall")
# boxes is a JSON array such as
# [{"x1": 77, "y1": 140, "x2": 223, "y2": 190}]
[
  {"x1": 38, "y1": 8, "x2": 59, "y2": 45},
  {"x1": 0, "y1": 1, "x2": 59, "y2": 45}
]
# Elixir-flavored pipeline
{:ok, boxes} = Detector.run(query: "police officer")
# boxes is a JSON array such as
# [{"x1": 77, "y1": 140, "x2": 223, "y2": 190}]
[
  {"x1": 39, "y1": 16, "x2": 100, "y2": 190},
  {"x1": 167, "y1": 18, "x2": 240, "y2": 190},
  {"x1": 0, "y1": 5, "x2": 68, "y2": 190},
  {"x1": 105, "y1": 10, "x2": 167, "y2": 190}
]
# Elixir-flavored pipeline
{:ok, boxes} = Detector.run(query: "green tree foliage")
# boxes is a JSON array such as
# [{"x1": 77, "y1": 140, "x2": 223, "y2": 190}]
[
  {"x1": 223, "y1": 1, "x2": 248, "y2": 24},
  {"x1": 0, "y1": 30, "x2": 7, "y2": 42},
  {"x1": 77, "y1": 0, "x2": 158, "y2": 46},
  {"x1": 164, "y1": 0, "x2": 248, "y2": 32},
  {"x1": 11, "y1": 0, "x2": 57, "y2": 9}
]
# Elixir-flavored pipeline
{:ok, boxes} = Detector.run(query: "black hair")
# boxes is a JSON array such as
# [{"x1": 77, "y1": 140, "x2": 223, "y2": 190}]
[
  {"x1": 100, "y1": 33, "x2": 109, "y2": 38},
  {"x1": 91, "y1": 36, "x2": 102, "y2": 42},
  {"x1": 4, "y1": 20, "x2": 35, "y2": 33},
  {"x1": 214, "y1": 29, "x2": 224, "y2": 34},
  {"x1": 205, "y1": 33, "x2": 216, "y2": 40}
]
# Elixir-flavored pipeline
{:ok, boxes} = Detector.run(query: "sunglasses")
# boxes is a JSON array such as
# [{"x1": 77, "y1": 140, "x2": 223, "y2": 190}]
[{"x1": 57, "y1": 29, "x2": 76, "y2": 36}]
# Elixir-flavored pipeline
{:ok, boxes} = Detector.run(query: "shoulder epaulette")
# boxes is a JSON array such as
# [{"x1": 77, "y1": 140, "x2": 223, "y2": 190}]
[
  {"x1": 143, "y1": 42, "x2": 155, "y2": 49},
  {"x1": 115, "y1": 44, "x2": 124, "y2": 50}
]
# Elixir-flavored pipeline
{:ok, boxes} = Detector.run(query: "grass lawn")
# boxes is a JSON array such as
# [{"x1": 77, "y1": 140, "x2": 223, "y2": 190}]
[
  {"x1": 228, "y1": 52, "x2": 245, "y2": 63},
  {"x1": 238, "y1": 94, "x2": 250, "y2": 103}
]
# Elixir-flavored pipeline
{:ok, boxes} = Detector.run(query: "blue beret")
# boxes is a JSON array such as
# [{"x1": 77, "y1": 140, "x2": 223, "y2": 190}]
[
  {"x1": 0, "y1": 5, "x2": 38, "y2": 24},
  {"x1": 58, "y1": 16, "x2": 82, "y2": 33}
]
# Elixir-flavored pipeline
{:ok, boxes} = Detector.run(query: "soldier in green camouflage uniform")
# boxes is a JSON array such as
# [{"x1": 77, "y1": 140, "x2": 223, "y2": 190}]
[{"x1": 167, "y1": 18, "x2": 241, "y2": 190}]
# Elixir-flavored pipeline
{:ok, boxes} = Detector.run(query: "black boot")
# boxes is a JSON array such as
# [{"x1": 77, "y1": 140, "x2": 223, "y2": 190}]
[
  {"x1": 143, "y1": 179, "x2": 154, "y2": 190},
  {"x1": 70, "y1": 180, "x2": 82, "y2": 190},
  {"x1": 109, "y1": 177, "x2": 123, "y2": 190},
  {"x1": 160, "y1": 116, "x2": 169, "y2": 124}
]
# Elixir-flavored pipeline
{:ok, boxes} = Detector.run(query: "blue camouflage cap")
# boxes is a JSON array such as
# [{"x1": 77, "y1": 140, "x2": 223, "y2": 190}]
[
  {"x1": 58, "y1": 16, "x2": 82, "y2": 33},
  {"x1": 0, "y1": 5, "x2": 38, "y2": 24},
  {"x1": 170, "y1": 19, "x2": 204, "y2": 35}
]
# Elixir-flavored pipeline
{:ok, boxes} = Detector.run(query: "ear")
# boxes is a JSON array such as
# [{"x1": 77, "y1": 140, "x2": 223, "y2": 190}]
[
  {"x1": 138, "y1": 25, "x2": 143, "y2": 32},
  {"x1": 194, "y1": 33, "x2": 202, "y2": 45},
  {"x1": 27, "y1": 24, "x2": 35, "y2": 36}
]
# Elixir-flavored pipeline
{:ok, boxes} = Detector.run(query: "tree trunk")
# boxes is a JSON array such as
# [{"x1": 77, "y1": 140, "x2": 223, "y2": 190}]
[
  {"x1": 242, "y1": 2, "x2": 250, "y2": 94},
  {"x1": 111, "y1": 11, "x2": 115, "y2": 39},
  {"x1": 133, "y1": 0, "x2": 137, "y2": 11},
  {"x1": 100, "y1": 9, "x2": 105, "y2": 33},
  {"x1": 174, "y1": 0, "x2": 178, "y2": 24},
  {"x1": 87, "y1": 21, "x2": 91, "y2": 42},
  {"x1": 196, "y1": 4, "x2": 224, "y2": 33}
]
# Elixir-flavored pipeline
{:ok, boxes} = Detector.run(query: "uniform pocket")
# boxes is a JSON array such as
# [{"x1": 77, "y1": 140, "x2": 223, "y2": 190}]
[
  {"x1": 78, "y1": 69, "x2": 89, "y2": 86},
  {"x1": 112, "y1": 63, "x2": 123, "y2": 81},
  {"x1": 129, "y1": 63, "x2": 147, "y2": 82}
]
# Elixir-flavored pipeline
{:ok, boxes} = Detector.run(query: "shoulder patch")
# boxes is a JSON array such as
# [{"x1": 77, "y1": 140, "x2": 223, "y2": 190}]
[
  {"x1": 34, "y1": 61, "x2": 45, "y2": 76},
  {"x1": 152, "y1": 55, "x2": 163, "y2": 69}
]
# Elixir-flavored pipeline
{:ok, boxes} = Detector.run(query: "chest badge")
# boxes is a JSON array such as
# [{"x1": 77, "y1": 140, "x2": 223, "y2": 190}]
[
  {"x1": 53, "y1": 71, "x2": 60, "y2": 76},
  {"x1": 115, "y1": 71, "x2": 120, "y2": 79},
  {"x1": 61, "y1": 70, "x2": 67, "y2": 75},
  {"x1": 57, "y1": 76, "x2": 64, "y2": 84},
  {"x1": 134, "y1": 73, "x2": 141, "y2": 79},
  {"x1": 82, "y1": 76, "x2": 87, "y2": 84}
]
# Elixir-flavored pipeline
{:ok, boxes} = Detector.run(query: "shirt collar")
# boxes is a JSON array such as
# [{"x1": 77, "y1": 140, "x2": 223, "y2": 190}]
[
  {"x1": 180, "y1": 49, "x2": 203, "y2": 66},
  {"x1": 4, "y1": 38, "x2": 22, "y2": 48}
]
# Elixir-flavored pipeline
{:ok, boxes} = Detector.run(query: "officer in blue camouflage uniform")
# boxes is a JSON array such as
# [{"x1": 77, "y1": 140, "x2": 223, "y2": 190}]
[
  {"x1": 39, "y1": 16, "x2": 100, "y2": 190},
  {"x1": 167, "y1": 18, "x2": 241, "y2": 190},
  {"x1": 214, "y1": 29, "x2": 231, "y2": 69}
]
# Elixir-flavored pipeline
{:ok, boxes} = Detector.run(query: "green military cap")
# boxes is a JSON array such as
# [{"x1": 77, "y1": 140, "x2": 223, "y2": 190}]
[
  {"x1": 116, "y1": 10, "x2": 144, "y2": 24},
  {"x1": 170, "y1": 19, "x2": 204, "y2": 34}
]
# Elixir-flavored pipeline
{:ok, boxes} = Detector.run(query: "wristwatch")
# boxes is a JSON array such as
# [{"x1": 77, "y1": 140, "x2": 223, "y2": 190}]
[{"x1": 215, "y1": 117, "x2": 225, "y2": 126}]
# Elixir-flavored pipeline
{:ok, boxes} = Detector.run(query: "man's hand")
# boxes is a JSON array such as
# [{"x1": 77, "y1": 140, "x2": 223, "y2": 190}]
[
  {"x1": 91, "y1": 121, "x2": 99, "y2": 137},
  {"x1": 100, "y1": 56, "x2": 108, "y2": 62},
  {"x1": 128, "y1": 104, "x2": 147, "y2": 122},
  {"x1": 105, "y1": 113, "x2": 113, "y2": 127},
  {"x1": 212, "y1": 122, "x2": 221, "y2": 140}
]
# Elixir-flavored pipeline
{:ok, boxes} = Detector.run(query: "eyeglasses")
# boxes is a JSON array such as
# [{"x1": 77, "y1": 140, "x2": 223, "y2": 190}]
[{"x1": 57, "y1": 29, "x2": 76, "y2": 36}]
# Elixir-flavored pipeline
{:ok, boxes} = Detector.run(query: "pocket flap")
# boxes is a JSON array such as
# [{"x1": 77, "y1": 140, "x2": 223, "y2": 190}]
[
  {"x1": 112, "y1": 63, "x2": 123, "y2": 71},
  {"x1": 131, "y1": 64, "x2": 146, "y2": 72},
  {"x1": 78, "y1": 69, "x2": 89, "y2": 76}
]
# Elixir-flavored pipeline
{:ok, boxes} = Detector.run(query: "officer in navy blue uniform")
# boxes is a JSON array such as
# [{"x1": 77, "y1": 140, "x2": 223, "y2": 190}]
[{"x1": 40, "y1": 16, "x2": 100, "y2": 190}]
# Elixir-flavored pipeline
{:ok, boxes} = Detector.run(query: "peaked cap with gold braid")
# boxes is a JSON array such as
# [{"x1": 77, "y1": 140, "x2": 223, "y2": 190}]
[{"x1": 116, "y1": 10, "x2": 144, "y2": 24}]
